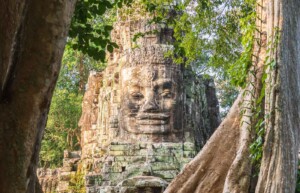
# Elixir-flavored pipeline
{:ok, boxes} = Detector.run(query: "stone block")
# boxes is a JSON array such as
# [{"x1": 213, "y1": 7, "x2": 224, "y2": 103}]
[
  {"x1": 153, "y1": 170, "x2": 179, "y2": 179},
  {"x1": 114, "y1": 156, "x2": 130, "y2": 162},
  {"x1": 153, "y1": 155, "x2": 173, "y2": 162},
  {"x1": 86, "y1": 186, "x2": 97, "y2": 193},
  {"x1": 59, "y1": 172, "x2": 74, "y2": 181},
  {"x1": 131, "y1": 156, "x2": 146, "y2": 162},
  {"x1": 110, "y1": 162, "x2": 124, "y2": 173},
  {"x1": 57, "y1": 181, "x2": 69, "y2": 192},
  {"x1": 135, "y1": 149, "x2": 148, "y2": 156},
  {"x1": 98, "y1": 186, "x2": 116, "y2": 193},
  {"x1": 62, "y1": 160, "x2": 73, "y2": 167},
  {"x1": 160, "y1": 143, "x2": 183, "y2": 150},
  {"x1": 60, "y1": 166, "x2": 72, "y2": 172},
  {"x1": 135, "y1": 177, "x2": 168, "y2": 188},
  {"x1": 152, "y1": 143, "x2": 162, "y2": 149},
  {"x1": 183, "y1": 150, "x2": 196, "y2": 158},
  {"x1": 109, "y1": 144, "x2": 129, "y2": 151},
  {"x1": 86, "y1": 174, "x2": 102, "y2": 186},
  {"x1": 111, "y1": 142, "x2": 130, "y2": 145},
  {"x1": 151, "y1": 148, "x2": 169, "y2": 155},
  {"x1": 170, "y1": 149, "x2": 184, "y2": 157},
  {"x1": 101, "y1": 164, "x2": 111, "y2": 173},
  {"x1": 151, "y1": 162, "x2": 179, "y2": 171},
  {"x1": 109, "y1": 150, "x2": 126, "y2": 156},
  {"x1": 112, "y1": 161, "x2": 127, "y2": 167},
  {"x1": 69, "y1": 151, "x2": 81, "y2": 158},
  {"x1": 116, "y1": 176, "x2": 168, "y2": 193},
  {"x1": 118, "y1": 187, "x2": 136, "y2": 193},
  {"x1": 183, "y1": 142, "x2": 196, "y2": 151},
  {"x1": 139, "y1": 143, "x2": 147, "y2": 149},
  {"x1": 110, "y1": 165, "x2": 123, "y2": 173}
]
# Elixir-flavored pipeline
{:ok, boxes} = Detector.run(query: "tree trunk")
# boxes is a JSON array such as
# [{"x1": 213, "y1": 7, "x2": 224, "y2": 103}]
[
  {"x1": 0, "y1": 1, "x2": 76, "y2": 193},
  {"x1": 256, "y1": 0, "x2": 300, "y2": 192},
  {"x1": 164, "y1": 0, "x2": 300, "y2": 192}
]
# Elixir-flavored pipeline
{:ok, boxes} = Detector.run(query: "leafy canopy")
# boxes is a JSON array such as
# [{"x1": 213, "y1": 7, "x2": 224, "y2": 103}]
[
  {"x1": 69, "y1": 0, "x2": 133, "y2": 61},
  {"x1": 141, "y1": 0, "x2": 256, "y2": 87}
]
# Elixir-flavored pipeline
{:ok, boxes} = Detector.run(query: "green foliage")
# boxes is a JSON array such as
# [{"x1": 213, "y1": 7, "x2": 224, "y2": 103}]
[
  {"x1": 69, "y1": 0, "x2": 133, "y2": 61},
  {"x1": 40, "y1": 46, "x2": 104, "y2": 168},
  {"x1": 249, "y1": 27, "x2": 281, "y2": 172},
  {"x1": 228, "y1": 0, "x2": 256, "y2": 87},
  {"x1": 61, "y1": 43, "x2": 106, "y2": 91},
  {"x1": 40, "y1": 90, "x2": 82, "y2": 168},
  {"x1": 249, "y1": 115, "x2": 265, "y2": 170},
  {"x1": 248, "y1": 72, "x2": 265, "y2": 174},
  {"x1": 215, "y1": 78, "x2": 239, "y2": 118},
  {"x1": 69, "y1": 0, "x2": 114, "y2": 61},
  {"x1": 141, "y1": 0, "x2": 256, "y2": 87},
  {"x1": 249, "y1": 85, "x2": 265, "y2": 170}
]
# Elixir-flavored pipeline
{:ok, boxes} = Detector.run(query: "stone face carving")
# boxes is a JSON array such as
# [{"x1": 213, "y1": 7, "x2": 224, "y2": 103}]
[
  {"x1": 119, "y1": 55, "x2": 183, "y2": 136},
  {"x1": 37, "y1": 6, "x2": 220, "y2": 193},
  {"x1": 77, "y1": 15, "x2": 220, "y2": 192}
]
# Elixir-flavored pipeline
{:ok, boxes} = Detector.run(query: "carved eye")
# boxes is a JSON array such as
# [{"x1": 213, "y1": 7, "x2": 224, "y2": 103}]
[
  {"x1": 160, "y1": 90, "x2": 172, "y2": 98},
  {"x1": 131, "y1": 92, "x2": 144, "y2": 100}
]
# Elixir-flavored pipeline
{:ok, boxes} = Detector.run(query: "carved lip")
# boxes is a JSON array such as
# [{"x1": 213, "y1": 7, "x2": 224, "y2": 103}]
[
  {"x1": 136, "y1": 113, "x2": 169, "y2": 120},
  {"x1": 136, "y1": 113, "x2": 170, "y2": 125}
]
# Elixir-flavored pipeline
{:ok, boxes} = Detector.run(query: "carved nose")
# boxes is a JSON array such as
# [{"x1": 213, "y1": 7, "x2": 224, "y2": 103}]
[{"x1": 141, "y1": 100, "x2": 159, "y2": 112}]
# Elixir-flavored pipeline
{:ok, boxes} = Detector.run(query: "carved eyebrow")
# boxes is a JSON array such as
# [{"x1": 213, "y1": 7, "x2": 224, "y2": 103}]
[
  {"x1": 126, "y1": 80, "x2": 141, "y2": 87},
  {"x1": 153, "y1": 79, "x2": 173, "y2": 88},
  {"x1": 128, "y1": 85, "x2": 142, "y2": 92}
]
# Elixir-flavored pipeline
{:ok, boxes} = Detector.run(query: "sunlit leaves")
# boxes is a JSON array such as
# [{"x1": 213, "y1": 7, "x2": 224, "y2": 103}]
[
  {"x1": 142, "y1": 0, "x2": 256, "y2": 87},
  {"x1": 69, "y1": 0, "x2": 133, "y2": 61},
  {"x1": 40, "y1": 89, "x2": 82, "y2": 168},
  {"x1": 40, "y1": 46, "x2": 105, "y2": 167}
]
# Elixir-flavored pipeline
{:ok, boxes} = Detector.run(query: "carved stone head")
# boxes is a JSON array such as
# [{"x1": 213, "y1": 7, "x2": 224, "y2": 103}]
[
  {"x1": 120, "y1": 63, "x2": 182, "y2": 135},
  {"x1": 117, "y1": 46, "x2": 183, "y2": 139},
  {"x1": 79, "y1": 16, "x2": 220, "y2": 148}
]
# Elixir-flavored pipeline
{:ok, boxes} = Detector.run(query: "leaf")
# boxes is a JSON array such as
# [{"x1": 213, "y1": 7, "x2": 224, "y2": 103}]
[
  {"x1": 101, "y1": 0, "x2": 111, "y2": 8},
  {"x1": 107, "y1": 44, "x2": 114, "y2": 53},
  {"x1": 94, "y1": 38, "x2": 106, "y2": 48},
  {"x1": 117, "y1": 1, "x2": 122, "y2": 8},
  {"x1": 270, "y1": 60, "x2": 276, "y2": 69},
  {"x1": 110, "y1": 42, "x2": 119, "y2": 48},
  {"x1": 93, "y1": 50, "x2": 106, "y2": 61},
  {"x1": 103, "y1": 30, "x2": 110, "y2": 37},
  {"x1": 98, "y1": 4, "x2": 106, "y2": 15},
  {"x1": 104, "y1": 25, "x2": 113, "y2": 31}
]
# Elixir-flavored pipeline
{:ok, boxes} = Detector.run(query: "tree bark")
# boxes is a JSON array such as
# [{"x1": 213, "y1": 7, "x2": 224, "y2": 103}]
[
  {"x1": 165, "y1": 95, "x2": 241, "y2": 193},
  {"x1": 164, "y1": 0, "x2": 300, "y2": 192},
  {"x1": 0, "y1": 1, "x2": 76, "y2": 193},
  {"x1": 256, "y1": 0, "x2": 300, "y2": 192},
  {"x1": 222, "y1": 0, "x2": 267, "y2": 191}
]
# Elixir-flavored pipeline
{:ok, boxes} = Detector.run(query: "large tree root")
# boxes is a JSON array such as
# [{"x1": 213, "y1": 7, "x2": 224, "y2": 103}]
[{"x1": 165, "y1": 95, "x2": 242, "y2": 193}]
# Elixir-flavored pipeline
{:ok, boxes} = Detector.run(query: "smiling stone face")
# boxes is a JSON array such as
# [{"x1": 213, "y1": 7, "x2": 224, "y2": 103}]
[{"x1": 120, "y1": 63, "x2": 183, "y2": 134}]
